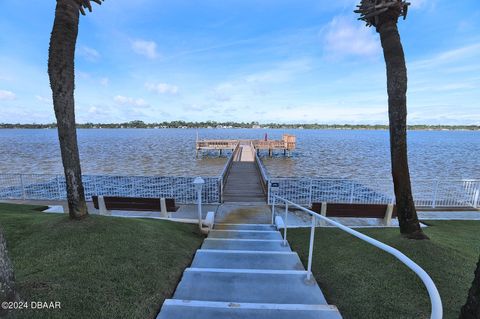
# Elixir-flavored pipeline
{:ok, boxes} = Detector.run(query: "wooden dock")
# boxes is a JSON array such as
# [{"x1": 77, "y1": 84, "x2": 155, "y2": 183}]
[
  {"x1": 222, "y1": 142, "x2": 266, "y2": 202},
  {"x1": 196, "y1": 134, "x2": 295, "y2": 157},
  {"x1": 197, "y1": 134, "x2": 295, "y2": 202}
]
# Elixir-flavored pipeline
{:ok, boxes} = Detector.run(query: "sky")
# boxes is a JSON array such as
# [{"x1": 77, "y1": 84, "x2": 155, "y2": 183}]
[{"x1": 0, "y1": 0, "x2": 479, "y2": 125}]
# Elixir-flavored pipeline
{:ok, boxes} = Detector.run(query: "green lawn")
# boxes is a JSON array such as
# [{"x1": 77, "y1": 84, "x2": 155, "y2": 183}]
[
  {"x1": 289, "y1": 221, "x2": 480, "y2": 319},
  {"x1": 0, "y1": 203, "x2": 203, "y2": 319}
]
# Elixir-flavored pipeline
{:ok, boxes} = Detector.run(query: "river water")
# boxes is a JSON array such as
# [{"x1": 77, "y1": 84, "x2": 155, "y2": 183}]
[{"x1": 0, "y1": 128, "x2": 478, "y2": 180}]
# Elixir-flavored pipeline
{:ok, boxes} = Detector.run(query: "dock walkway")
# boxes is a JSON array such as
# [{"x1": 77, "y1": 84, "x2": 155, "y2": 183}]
[{"x1": 223, "y1": 143, "x2": 265, "y2": 203}]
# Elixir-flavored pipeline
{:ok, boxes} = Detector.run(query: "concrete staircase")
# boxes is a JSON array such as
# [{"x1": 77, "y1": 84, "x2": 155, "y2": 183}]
[{"x1": 157, "y1": 223, "x2": 342, "y2": 319}]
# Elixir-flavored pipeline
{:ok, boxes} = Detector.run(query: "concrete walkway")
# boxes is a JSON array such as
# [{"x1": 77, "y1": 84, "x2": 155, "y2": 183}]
[
  {"x1": 157, "y1": 210, "x2": 342, "y2": 318},
  {"x1": 5, "y1": 199, "x2": 478, "y2": 226}
]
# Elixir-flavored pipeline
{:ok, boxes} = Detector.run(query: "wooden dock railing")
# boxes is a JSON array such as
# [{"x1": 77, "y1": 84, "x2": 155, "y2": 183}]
[{"x1": 196, "y1": 134, "x2": 296, "y2": 157}]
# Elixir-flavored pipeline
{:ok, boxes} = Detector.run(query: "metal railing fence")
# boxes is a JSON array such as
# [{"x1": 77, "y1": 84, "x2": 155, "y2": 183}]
[
  {"x1": 0, "y1": 174, "x2": 220, "y2": 204},
  {"x1": 1, "y1": 167, "x2": 479, "y2": 208},
  {"x1": 267, "y1": 177, "x2": 480, "y2": 209}
]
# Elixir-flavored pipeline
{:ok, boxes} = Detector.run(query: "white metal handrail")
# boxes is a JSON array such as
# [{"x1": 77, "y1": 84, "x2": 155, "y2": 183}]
[{"x1": 272, "y1": 194, "x2": 443, "y2": 319}]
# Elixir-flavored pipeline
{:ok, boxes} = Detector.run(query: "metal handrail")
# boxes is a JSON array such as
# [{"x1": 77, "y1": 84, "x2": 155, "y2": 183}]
[
  {"x1": 218, "y1": 143, "x2": 240, "y2": 202},
  {"x1": 254, "y1": 146, "x2": 269, "y2": 184},
  {"x1": 218, "y1": 143, "x2": 240, "y2": 182},
  {"x1": 253, "y1": 143, "x2": 270, "y2": 195},
  {"x1": 272, "y1": 194, "x2": 443, "y2": 319}
]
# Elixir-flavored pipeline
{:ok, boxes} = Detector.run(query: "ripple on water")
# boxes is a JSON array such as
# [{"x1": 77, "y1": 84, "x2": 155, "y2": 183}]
[{"x1": 0, "y1": 128, "x2": 479, "y2": 179}]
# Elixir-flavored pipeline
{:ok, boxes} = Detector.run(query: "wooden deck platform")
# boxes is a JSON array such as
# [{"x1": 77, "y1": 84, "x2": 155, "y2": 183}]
[{"x1": 196, "y1": 134, "x2": 295, "y2": 157}]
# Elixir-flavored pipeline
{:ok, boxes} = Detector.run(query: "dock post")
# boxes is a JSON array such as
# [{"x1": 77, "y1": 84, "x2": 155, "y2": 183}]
[
  {"x1": 220, "y1": 149, "x2": 222, "y2": 156},
  {"x1": 269, "y1": 149, "x2": 272, "y2": 157}
]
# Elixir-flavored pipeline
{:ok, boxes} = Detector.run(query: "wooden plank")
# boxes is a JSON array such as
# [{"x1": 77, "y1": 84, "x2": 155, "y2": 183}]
[{"x1": 223, "y1": 162, "x2": 266, "y2": 202}]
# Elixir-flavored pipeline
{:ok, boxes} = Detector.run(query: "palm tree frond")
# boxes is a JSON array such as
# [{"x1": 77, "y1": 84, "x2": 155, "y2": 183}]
[
  {"x1": 355, "y1": 0, "x2": 410, "y2": 27},
  {"x1": 75, "y1": 0, "x2": 104, "y2": 15}
]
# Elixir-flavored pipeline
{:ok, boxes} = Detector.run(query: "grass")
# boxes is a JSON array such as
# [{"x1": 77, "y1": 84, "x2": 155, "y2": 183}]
[
  {"x1": 288, "y1": 221, "x2": 480, "y2": 319},
  {"x1": 0, "y1": 203, "x2": 204, "y2": 319}
]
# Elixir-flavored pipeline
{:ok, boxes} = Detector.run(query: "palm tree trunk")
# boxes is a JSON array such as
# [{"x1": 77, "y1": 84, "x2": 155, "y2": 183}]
[
  {"x1": 48, "y1": 0, "x2": 88, "y2": 220},
  {"x1": 0, "y1": 226, "x2": 17, "y2": 315},
  {"x1": 377, "y1": 19, "x2": 425, "y2": 239},
  {"x1": 460, "y1": 256, "x2": 480, "y2": 318}
]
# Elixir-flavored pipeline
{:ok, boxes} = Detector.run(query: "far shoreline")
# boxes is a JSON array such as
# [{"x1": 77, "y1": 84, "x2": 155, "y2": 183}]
[{"x1": 0, "y1": 122, "x2": 479, "y2": 131}]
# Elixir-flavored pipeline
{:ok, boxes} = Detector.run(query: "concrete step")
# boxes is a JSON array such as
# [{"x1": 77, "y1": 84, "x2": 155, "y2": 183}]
[
  {"x1": 208, "y1": 230, "x2": 283, "y2": 240},
  {"x1": 223, "y1": 196, "x2": 266, "y2": 202},
  {"x1": 223, "y1": 193, "x2": 267, "y2": 203},
  {"x1": 223, "y1": 187, "x2": 263, "y2": 190},
  {"x1": 158, "y1": 300, "x2": 342, "y2": 319},
  {"x1": 214, "y1": 224, "x2": 275, "y2": 231},
  {"x1": 173, "y1": 268, "x2": 328, "y2": 304},
  {"x1": 192, "y1": 250, "x2": 305, "y2": 270},
  {"x1": 202, "y1": 238, "x2": 289, "y2": 251}
]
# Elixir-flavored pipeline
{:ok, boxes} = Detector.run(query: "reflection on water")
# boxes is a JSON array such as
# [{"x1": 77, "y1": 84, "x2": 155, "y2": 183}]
[{"x1": 0, "y1": 128, "x2": 479, "y2": 179}]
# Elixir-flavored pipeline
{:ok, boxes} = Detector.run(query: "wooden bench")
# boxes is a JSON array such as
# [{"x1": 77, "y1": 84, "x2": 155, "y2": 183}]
[
  {"x1": 311, "y1": 203, "x2": 397, "y2": 225},
  {"x1": 92, "y1": 196, "x2": 179, "y2": 214}
]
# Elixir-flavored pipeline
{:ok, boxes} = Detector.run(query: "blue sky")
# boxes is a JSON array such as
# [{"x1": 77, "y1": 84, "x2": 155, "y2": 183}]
[{"x1": 0, "y1": 0, "x2": 479, "y2": 124}]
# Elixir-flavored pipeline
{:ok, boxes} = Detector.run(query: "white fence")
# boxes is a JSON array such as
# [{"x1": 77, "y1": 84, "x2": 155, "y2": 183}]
[
  {"x1": 0, "y1": 174, "x2": 220, "y2": 204},
  {"x1": 0, "y1": 171, "x2": 479, "y2": 208},
  {"x1": 267, "y1": 177, "x2": 480, "y2": 208}
]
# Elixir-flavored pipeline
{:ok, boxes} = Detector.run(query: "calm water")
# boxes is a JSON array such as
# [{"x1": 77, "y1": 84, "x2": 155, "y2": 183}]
[{"x1": 0, "y1": 129, "x2": 479, "y2": 179}]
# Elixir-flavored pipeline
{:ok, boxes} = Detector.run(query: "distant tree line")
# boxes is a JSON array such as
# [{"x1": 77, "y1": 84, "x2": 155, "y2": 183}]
[{"x1": 0, "y1": 121, "x2": 478, "y2": 130}]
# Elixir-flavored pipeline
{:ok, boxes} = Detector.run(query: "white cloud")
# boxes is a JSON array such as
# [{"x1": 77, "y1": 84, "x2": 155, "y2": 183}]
[
  {"x1": 183, "y1": 104, "x2": 204, "y2": 112},
  {"x1": 206, "y1": 59, "x2": 312, "y2": 104},
  {"x1": 410, "y1": 82, "x2": 477, "y2": 93},
  {"x1": 132, "y1": 40, "x2": 158, "y2": 59},
  {"x1": 0, "y1": 74, "x2": 12, "y2": 82},
  {"x1": 0, "y1": 90, "x2": 16, "y2": 101},
  {"x1": 245, "y1": 59, "x2": 312, "y2": 84},
  {"x1": 145, "y1": 82, "x2": 179, "y2": 95},
  {"x1": 212, "y1": 83, "x2": 234, "y2": 102},
  {"x1": 322, "y1": 16, "x2": 380, "y2": 59},
  {"x1": 100, "y1": 77, "x2": 110, "y2": 86},
  {"x1": 35, "y1": 95, "x2": 52, "y2": 104},
  {"x1": 114, "y1": 95, "x2": 149, "y2": 108},
  {"x1": 250, "y1": 103, "x2": 388, "y2": 124},
  {"x1": 412, "y1": 43, "x2": 480, "y2": 70},
  {"x1": 78, "y1": 46, "x2": 101, "y2": 62}
]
